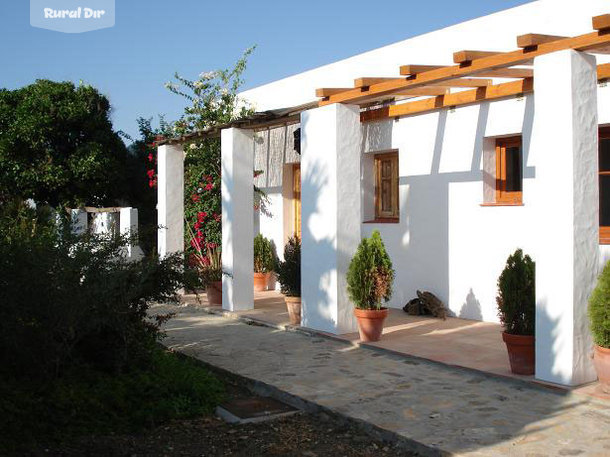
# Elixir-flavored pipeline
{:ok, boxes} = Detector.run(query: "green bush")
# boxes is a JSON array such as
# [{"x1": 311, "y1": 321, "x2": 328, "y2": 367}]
[
  {"x1": 254, "y1": 233, "x2": 275, "y2": 273},
  {"x1": 496, "y1": 249, "x2": 535, "y2": 336},
  {"x1": 0, "y1": 348, "x2": 224, "y2": 451},
  {"x1": 589, "y1": 261, "x2": 610, "y2": 348},
  {"x1": 347, "y1": 230, "x2": 394, "y2": 310},
  {"x1": 277, "y1": 237, "x2": 301, "y2": 297},
  {"x1": 0, "y1": 201, "x2": 186, "y2": 378}
]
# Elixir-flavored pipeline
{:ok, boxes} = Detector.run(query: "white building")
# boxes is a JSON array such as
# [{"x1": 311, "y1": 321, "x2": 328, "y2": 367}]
[{"x1": 157, "y1": 0, "x2": 610, "y2": 387}]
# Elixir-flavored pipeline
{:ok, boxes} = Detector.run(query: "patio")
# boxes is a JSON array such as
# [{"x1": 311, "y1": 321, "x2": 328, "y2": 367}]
[{"x1": 182, "y1": 289, "x2": 609, "y2": 401}]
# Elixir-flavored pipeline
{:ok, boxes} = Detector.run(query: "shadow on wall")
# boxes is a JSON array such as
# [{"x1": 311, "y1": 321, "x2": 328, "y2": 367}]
[{"x1": 299, "y1": 155, "x2": 340, "y2": 333}]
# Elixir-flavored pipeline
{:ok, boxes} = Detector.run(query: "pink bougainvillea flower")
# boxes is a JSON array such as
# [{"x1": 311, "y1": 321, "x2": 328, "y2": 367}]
[
  {"x1": 213, "y1": 212, "x2": 221, "y2": 222},
  {"x1": 194, "y1": 221, "x2": 201, "y2": 230},
  {"x1": 149, "y1": 180, "x2": 154, "y2": 188},
  {"x1": 191, "y1": 194, "x2": 200, "y2": 202},
  {"x1": 148, "y1": 153, "x2": 154, "y2": 162},
  {"x1": 205, "y1": 183, "x2": 213, "y2": 191},
  {"x1": 207, "y1": 175, "x2": 213, "y2": 183},
  {"x1": 207, "y1": 242, "x2": 217, "y2": 249}
]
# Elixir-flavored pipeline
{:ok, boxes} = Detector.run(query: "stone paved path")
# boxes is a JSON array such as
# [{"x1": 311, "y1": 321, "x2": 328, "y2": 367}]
[{"x1": 158, "y1": 304, "x2": 610, "y2": 457}]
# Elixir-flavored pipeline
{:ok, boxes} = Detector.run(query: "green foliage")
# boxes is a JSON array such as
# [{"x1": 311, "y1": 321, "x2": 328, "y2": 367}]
[
  {"x1": 496, "y1": 249, "x2": 535, "y2": 336},
  {"x1": 0, "y1": 348, "x2": 224, "y2": 452},
  {"x1": 0, "y1": 201, "x2": 186, "y2": 378},
  {"x1": 347, "y1": 231, "x2": 394, "y2": 310},
  {"x1": 0, "y1": 80, "x2": 129, "y2": 207},
  {"x1": 277, "y1": 237, "x2": 301, "y2": 297},
  {"x1": 164, "y1": 48, "x2": 256, "y2": 260},
  {"x1": 254, "y1": 233, "x2": 276, "y2": 273},
  {"x1": 589, "y1": 261, "x2": 610, "y2": 348}
]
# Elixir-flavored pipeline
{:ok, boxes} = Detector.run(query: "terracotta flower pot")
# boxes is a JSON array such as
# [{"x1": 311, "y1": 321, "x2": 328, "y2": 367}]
[
  {"x1": 354, "y1": 308, "x2": 388, "y2": 342},
  {"x1": 253, "y1": 272, "x2": 268, "y2": 291},
  {"x1": 502, "y1": 332, "x2": 535, "y2": 375},
  {"x1": 593, "y1": 345, "x2": 610, "y2": 393},
  {"x1": 284, "y1": 296, "x2": 301, "y2": 325},
  {"x1": 206, "y1": 281, "x2": 222, "y2": 306}
]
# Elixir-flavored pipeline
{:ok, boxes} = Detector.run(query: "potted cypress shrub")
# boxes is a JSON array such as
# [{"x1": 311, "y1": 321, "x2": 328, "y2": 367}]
[
  {"x1": 277, "y1": 236, "x2": 301, "y2": 325},
  {"x1": 253, "y1": 234, "x2": 275, "y2": 291},
  {"x1": 588, "y1": 262, "x2": 610, "y2": 393},
  {"x1": 496, "y1": 249, "x2": 535, "y2": 375},
  {"x1": 347, "y1": 230, "x2": 394, "y2": 342}
]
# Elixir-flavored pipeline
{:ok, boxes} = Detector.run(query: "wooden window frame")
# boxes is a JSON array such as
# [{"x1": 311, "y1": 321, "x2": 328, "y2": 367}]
[
  {"x1": 495, "y1": 136, "x2": 523, "y2": 205},
  {"x1": 374, "y1": 151, "x2": 399, "y2": 221},
  {"x1": 599, "y1": 127, "x2": 610, "y2": 244}
]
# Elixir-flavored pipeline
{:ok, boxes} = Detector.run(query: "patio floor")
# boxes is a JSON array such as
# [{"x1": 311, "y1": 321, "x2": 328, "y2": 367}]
[{"x1": 185, "y1": 289, "x2": 608, "y2": 400}]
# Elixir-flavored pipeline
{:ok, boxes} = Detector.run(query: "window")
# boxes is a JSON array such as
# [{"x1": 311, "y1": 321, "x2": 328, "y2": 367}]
[
  {"x1": 599, "y1": 128, "x2": 610, "y2": 243},
  {"x1": 495, "y1": 137, "x2": 523, "y2": 204},
  {"x1": 375, "y1": 152, "x2": 399, "y2": 220}
]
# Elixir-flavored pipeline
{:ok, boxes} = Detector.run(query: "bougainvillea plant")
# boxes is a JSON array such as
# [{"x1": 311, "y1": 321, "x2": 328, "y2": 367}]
[{"x1": 163, "y1": 47, "x2": 256, "y2": 269}]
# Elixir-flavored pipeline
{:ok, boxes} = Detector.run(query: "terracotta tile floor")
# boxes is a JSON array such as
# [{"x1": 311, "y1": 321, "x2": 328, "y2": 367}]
[{"x1": 186, "y1": 290, "x2": 610, "y2": 401}]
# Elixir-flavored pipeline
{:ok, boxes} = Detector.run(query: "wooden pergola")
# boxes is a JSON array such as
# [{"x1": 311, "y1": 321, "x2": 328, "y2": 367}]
[{"x1": 315, "y1": 14, "x2": 610, "y2": 122}]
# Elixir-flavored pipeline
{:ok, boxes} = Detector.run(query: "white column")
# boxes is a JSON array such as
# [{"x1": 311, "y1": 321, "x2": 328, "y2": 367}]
[
  {"x1": 222, "y1": 128, "x2": 254, "y2": 311},
  {"x1": 157, "y1": 144, "x2": 184, "y2": 258},
  {"x1": 300, "y1": 104, "x2": 361, "y2": 334},
  {"x1": 120, "y1": 207, "x2": 144, "y2": 261},
  {"x1": 70, "y1": 208, "x2": 87, "y2": 235},
  {"x1": 532, "y1": 50, "x2": 598, "y2": 386}
]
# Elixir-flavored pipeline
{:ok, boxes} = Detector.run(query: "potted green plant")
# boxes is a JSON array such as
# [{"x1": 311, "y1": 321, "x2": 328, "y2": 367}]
[
  {"x1": 276, "y1": 236, "x2": 301, "y2": 325},
  {"x1": 253, "y1": 234, "x2": 275, "y2": 291},
  {"x1": 496, "y1": 249, "x2": 535, "y2": 375},
  {"x1": 347, "y1": 230, "x2": 394, "y2": 342},
  {"x1": 588, "y1": 262, "x2": 610, "y2": 393}
]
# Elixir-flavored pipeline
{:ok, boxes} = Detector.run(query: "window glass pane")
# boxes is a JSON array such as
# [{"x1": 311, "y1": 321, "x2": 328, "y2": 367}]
[
  {"x1": 601, "y1": 176, "x2": 610, "y2": 226},
  {"x1": 600, "y1": 138, "x2": 610, "y2": 172},
  {"x1": 505, "y1": 146, "x2": 522, "y2": 192}
]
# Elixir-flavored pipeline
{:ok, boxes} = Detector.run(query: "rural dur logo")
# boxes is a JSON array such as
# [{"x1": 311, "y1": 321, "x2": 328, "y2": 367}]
[{"x1": 30, "y1": 0, "x2": 115, "y2": 33}]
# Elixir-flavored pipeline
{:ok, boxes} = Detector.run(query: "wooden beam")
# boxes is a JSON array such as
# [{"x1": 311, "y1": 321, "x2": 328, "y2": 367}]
[
  {"x1": 315, "y1": 88, "x2": 353, "y2": 97},
  {"x1": 593, "y1": 14, "x2": 610, "y2": 31},
  {"x1": 360, "y1": 79, "x2": 533, "y2": 122},
  {"x1": 453, "y1": 50, "x2": 500, "y2": 64},
  {"x1": 427, "y1": 78, "x2": 492, "y2": 87},
  {"x1": 599, "y1": 62, "x2": 610, "y2": 80},
  {"x1": 354, "y1": 77, "x2": 402, "y2": 87},
  {"x1": 400, "y1": 65, "x2": 533, "y2": 79},
  {"x1": 399, "y1": 64, "x2": 445, "y2": 75},
  {"x1": 517, "y1": 33, "x2": 567, "y2": 48},
  {"x1": 319, "y1": 23, "x2": 610, "y2": 106}
]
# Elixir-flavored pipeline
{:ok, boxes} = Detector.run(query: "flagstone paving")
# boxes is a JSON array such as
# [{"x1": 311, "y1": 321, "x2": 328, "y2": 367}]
[{"x1": 157, "y1": 303, "x2": 610, "y2": 457}]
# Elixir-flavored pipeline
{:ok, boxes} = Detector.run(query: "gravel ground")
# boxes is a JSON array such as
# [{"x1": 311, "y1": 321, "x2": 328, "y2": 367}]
[
  {"x1": 24, "y1": 413, "x2": 416, "y2": 457},
  {"x1": 19, "y1": 368, "x2": 418, "y2": 457}
]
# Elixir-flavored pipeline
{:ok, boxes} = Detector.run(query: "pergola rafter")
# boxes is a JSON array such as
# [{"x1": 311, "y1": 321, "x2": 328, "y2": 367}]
[{"x1": 315, "y1": 14, "x2": 610, "y2": 112}]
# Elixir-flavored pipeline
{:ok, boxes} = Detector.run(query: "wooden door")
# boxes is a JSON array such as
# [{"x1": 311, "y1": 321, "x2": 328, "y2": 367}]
[{"x1": 293, "y1": 164, "x2": 301, "y2": 239}]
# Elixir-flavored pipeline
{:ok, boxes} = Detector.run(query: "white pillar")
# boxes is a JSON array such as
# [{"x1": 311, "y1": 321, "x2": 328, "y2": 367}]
[
  {"x1": 300, "y1": 104, "x2": 361, "y2": 334},
  {"x1": 120, "y1": 207, "x2": 144, "y2": 261},
  {"x1": 222, "y1": 128, "x2": 254, "y2": 311},
  {"x1": 70, "y1": 208, "x2": 87, "y2": 235},
  {"x1": 532, "y1": 50, "x2": 598, "y2": 386},
  {"x1": 157, "y1": 144, "x2": 184, "y2": 258}
]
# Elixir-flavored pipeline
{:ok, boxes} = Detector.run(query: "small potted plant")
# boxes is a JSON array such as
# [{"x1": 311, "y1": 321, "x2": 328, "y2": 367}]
[
  {"x1": 277, "y1": 236, "x2": 301, "y2": 325},
  {"x1": 588, "y1": 262, "x2": 610, "y2": 393},
  {"x1": 496, "y1": 249, "x2": 535, "y2": 375},
  {"x1": 253, "y1": 234, "x2": 275, "y2": 291},
  {"x1": 347, "y1": 230, "x2": 394, "y2": 342}
]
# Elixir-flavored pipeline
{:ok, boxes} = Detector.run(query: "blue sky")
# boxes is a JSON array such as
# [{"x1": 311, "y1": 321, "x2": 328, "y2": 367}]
[{"x1": 0, "y1": 0, "x2": 530, "y2": 140}]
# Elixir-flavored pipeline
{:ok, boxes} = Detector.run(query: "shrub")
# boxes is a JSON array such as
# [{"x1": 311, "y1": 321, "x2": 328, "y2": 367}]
[
  {"x1": 0, "y1": 201, "x2": 186, "y2": 378},
  {"x1": 254, "y1": 233, "x2": 275, "y2": 274},
  {"x1": 347, "y1": 230, "x2": 394, "y2": 310},
  {"x1": 496, "y1": 249, "x2": 535, "y2": 336},
  {"x1": 277, "y1": 237, "x2": 301, "y2": 297},
  {"x1": 589, "y1": 261, "x2": 610, "y2": 348}
]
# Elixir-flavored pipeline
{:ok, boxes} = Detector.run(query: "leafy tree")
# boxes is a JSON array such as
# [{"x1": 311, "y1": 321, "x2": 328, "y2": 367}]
[
  {"x1": 496, "y1": 249, "x2": 535, "y2": 335},
  {"x1": 0, "y1": 80, "x2": 129, "y2": 207}
]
